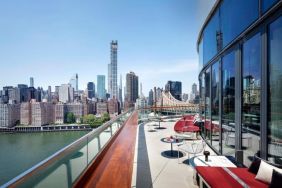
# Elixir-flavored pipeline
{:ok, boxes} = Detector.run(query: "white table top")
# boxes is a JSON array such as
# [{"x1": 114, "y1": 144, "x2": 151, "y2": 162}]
[{"x1": 194, "y1": 155, "x2": 237, "y2": 167}]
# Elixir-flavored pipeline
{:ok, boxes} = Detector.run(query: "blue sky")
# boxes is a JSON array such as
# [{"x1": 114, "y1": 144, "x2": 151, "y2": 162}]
[{"x1": 0, "y1": 0, "x2": 215, "y2": 95}]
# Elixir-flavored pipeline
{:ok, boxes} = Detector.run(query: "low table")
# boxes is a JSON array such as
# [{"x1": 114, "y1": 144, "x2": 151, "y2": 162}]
[
  {"x1": 192, "y1": 155, "x2": 237, "y2": 187},
  {"x1": 162, "y1": 137, "x2": 183, "y2": 158},
  {"x1": 192, "y1": 155, "x2": 237, "y2": 168}
]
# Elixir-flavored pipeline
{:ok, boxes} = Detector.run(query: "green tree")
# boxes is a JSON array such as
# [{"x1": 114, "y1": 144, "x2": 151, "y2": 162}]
[
  {"x1": 101, "y1": 113, "x2": 110, "y2": 122},
  {"x1": 65, "y1": 112, "x2": 76, "y2": 124}
]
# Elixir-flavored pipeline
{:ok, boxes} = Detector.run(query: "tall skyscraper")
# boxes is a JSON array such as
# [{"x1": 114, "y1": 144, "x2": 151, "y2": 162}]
[
  {"x1": 192, "y1": 83, "x2": 198, "y2": 94},
  {"x1": 69, "y1": 74, "x2": 78, "y2": 91},
  {"x1": 148, "y1": 89, "x2": 153, "y2": 106},
  {"x1": 126, "y1": 72, "x2": 138, "y2": 103},
  {"x1": 30, "y1": 77, "x2": 34, "y2": 87},
  {"x1": 87, "y1": 82, "x2": 95, "y2": 99},
  {"x1": 108, "y1": 40, "x2": 118, "y2": 98},
  {"x1": 118, "y1": 74, "x2": 123, "y2": 108},
  {"x1": 165, "y1": 81, "x2": 182, "y2": 100},
  {"x1": 59, "y1": 84, "x2": 73, "y2": 103},
  {"x1": 97, "y1": 75, "x2": 106, "y2": 99}
]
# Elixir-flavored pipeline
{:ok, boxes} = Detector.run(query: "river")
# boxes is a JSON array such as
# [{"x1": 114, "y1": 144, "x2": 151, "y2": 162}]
[{"x1": 0, "y1": 131, "x2": 89, "y2": 186}]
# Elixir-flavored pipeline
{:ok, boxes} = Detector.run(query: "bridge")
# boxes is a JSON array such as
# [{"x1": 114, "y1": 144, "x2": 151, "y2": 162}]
[{"x1": 142, "y1": 91, "x2": 199, "y2": 114}]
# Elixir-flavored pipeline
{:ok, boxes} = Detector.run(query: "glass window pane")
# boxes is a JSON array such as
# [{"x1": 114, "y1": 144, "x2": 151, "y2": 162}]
[
  {"x1": 242, "y1": 33, "x2": 261, "y2": 166},
  {"x1": 222, "y1": 50, "x2": 236, "y2": 156},
  {"x1": 221, "y1": 0, "x2": 259, "y2": 47},
  {"x1": 200, "y1": 74, "x2": 206, "y2": 137},
  {"x1": 268, "y1": 16, "x2": 282, "y2": 164},
  {"x1": 205, "y1": 68, "x2": 211, "y2": 144},
  {"x1": 203, "y1": 10, "x2": 220, "y2": 65},
  {"x1": 211, "y1": 62, "x2": 220, "y2": 152},
  {"x1": 262, "y1": 0, "x2": 278, "y2": 13},
  {"x1": 199, "y1": 38, "x2": 204, "y2": 70}
]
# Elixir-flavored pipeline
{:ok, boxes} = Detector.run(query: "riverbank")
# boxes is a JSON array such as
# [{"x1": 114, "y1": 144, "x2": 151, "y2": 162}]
[{"x1": 0, "y1": 125, "x2": 92, "y2": 133}]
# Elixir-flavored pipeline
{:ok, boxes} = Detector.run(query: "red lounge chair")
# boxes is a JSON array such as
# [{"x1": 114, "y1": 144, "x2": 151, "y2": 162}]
[{"x1": 195, "y1": 166, "x2": 269, "y2": 188}]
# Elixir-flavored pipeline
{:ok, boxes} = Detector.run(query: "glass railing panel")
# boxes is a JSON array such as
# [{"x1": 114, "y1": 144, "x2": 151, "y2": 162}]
[
  {"x1": 3, "y1": 109, "x2": 134, "y2": 188},
  {"x1": 87, "y1": 136, "x2": 99, "y2": 164}
]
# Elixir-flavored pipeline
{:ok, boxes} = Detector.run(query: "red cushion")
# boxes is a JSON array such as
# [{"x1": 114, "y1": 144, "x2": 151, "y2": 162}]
[
  {"x1": 195, "y1": 167, "x2": 268, "y2": 188},
  {"x1": 174, "y1": 120, "x2": 198, "y2": 132},
  {"x1": 230, "y1": 168, "x2": 268, "y2": 188}
]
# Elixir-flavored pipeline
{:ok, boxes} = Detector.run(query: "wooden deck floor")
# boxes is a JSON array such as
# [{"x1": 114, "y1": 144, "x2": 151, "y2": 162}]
[{"x1": 75, "y1": 111, "x2": 138, "y2": 188}]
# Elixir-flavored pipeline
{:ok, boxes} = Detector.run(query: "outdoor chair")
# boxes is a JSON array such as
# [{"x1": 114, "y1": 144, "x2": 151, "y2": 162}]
[{"x1": 177, "y1": 139, "x2": 206, "y2": 164}]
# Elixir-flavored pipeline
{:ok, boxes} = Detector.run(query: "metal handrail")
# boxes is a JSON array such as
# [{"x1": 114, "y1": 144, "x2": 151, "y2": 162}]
[{"x1": 1, "y1": 109, "x2": 133, "y2": 188}]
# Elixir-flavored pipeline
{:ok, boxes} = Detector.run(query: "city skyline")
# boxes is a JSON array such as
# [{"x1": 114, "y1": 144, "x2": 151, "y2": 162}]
[{"x1": 0, "y1": 0, "x2": 215, "y2": 94}]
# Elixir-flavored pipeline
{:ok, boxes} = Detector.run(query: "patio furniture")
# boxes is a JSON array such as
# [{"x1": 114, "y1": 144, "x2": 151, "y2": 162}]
[
  {"x1": 177, "y1": 140, "x2": 206, "y2": 164},
  {"x1": 163, "y1": 136, "x2": 183, "y2": 158},
  {"x1": 195, "y1": 155, "x2": 282, "y2": 188}
]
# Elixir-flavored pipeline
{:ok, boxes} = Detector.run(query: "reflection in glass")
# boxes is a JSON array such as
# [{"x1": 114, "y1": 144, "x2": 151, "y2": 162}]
[
  {"x1": 203, "y1": 10, "x2": 220, "y2": 65},
  {"x1": 199, "y1": 38, "x2": 204, "y2": 70},
  {"x1": 200, "y1": 74, "x2": 206, "y2": 137},
  {"x1": 242, "y1": 33, "x2": 261, "y2": 166},
  {"x1": 262, "y1": 0, "x2": 278, "y2": 13},
  {"x1": 268, "y1": 16, "x2": 282, "y2": 164},
  {"x1": 222, "y1": 51, "x2": 235, "y2": 156},
  {"x1": 205, "y1": 68, "x2": 211, "y2": 144},
  {"x1": 221, "y1": 0, "x2": 258, "y2": 47},
  {"x1": 211, "y1": 62, "x2": 220, "y2": 152}
]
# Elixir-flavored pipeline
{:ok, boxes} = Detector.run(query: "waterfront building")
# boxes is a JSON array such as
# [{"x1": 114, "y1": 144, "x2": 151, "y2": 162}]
[
  {"x1": 108, "y1": 40, "x2": 118, "y2": 98},
  {"x1": 20, "y1": 102, "x2": 31, "y2": 125},
  {"x1": 30, "y1": 77, "x2": 34, "y2": 87},
  {"x1": 108, "y1": 97, "x2": 120, "y2": 115},
  {"x1": 55, "y1": 103, "x2": 65, "y2": 124},
  {"x1": 126, "y1": 71, "x2": 139, "y2": 103},
  {"x1": 97, "y1": 75, "x2": 106, "y2": 99},
  {"x1": 65, "y1": 102, "x2": 84, "y2": 123},
  {"x1": 87, "y1": 82, "x2": 95, "y2": 99},
  {"x1": 0, "y1": 103, "x2": 20, "y2": 127},
  {"x1": 197, "y1": 0, "x2": 282, "y2": 166},
  {"x1": 165, "y1": 81, "x2": 182, "y2": 101},
  {"x1": 96, "y1": 101, "x2": 108, "y2": 115},
  {"x1": 31, "y1": 102, "x2": 54, "y2": 126},
  {"x1": 148, "y1": 89, "x2": 153, "y2": 106}
]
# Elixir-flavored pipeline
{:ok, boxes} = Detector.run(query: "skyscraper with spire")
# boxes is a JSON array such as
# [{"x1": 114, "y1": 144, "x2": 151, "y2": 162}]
[{"x1": 108, "y1": 40, "x2": 118, "y2": 99}]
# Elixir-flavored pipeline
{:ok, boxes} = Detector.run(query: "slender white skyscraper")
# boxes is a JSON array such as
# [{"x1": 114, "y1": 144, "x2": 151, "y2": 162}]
[
  {"x1": 69, "y1": 74, "x2": 78, "y2": 91},
  {"x1": 108, "y1": 40, "x2": 118, "y2": 98}
]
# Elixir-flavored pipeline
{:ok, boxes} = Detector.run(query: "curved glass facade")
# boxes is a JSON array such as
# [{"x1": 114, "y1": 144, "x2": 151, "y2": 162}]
[{"x1": 198, "y1": 0, "x2": 282, "y2": 165}]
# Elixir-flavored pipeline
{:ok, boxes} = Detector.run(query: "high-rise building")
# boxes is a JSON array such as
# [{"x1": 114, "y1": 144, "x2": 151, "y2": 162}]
[
  {"x1": 0, "y1": 103, "x2": 20, "y2": 127},
  {"x1": 31, "y1": 102, "x2": 54, "y2": 126},
  {"x1": 148, "y1": 89, "x2": 153, "y2": 106},
  {"x1": 126, "y1": 72, "x2": 138, "y2": 103},
  {"x1": 192, "y1": 83, "x2": 198, "y2": 95},
  {"x1": 87, "y1": 82, "x2": 95, "y2": 99},
  {"x1": 96, "y1": 101, "x2": 108, "y2": 115},
  {"x1": 20, "y1": 102, "x2": 31, "y2": 125},
  {"x1": 30, "y1": 77, "x2": 34, "y2": 87},
  {"x1": 59, "y1": 84, "x2": 74, "y2": 103},
  {"x1": 118, "y1": 74, "x2": 123, "y2": 109},
  {"x1": 108, "y1": 97, "x2": 120, "y2": 115},
  {"x1": 69, "y1": 74, "x2": 78, "y2": 91},
  {"x1": 165, "y1": 81, "x2": 182, "y2": 101},
  {"x1": 47, "y1": 86, "x2": 52, "y2": 102},
  {"x1": 108, "y1": 40, "x2": 118, "y2": 98},
  {"x1": 97, "y1": 75, "x2": 106, "y2": 99}
]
